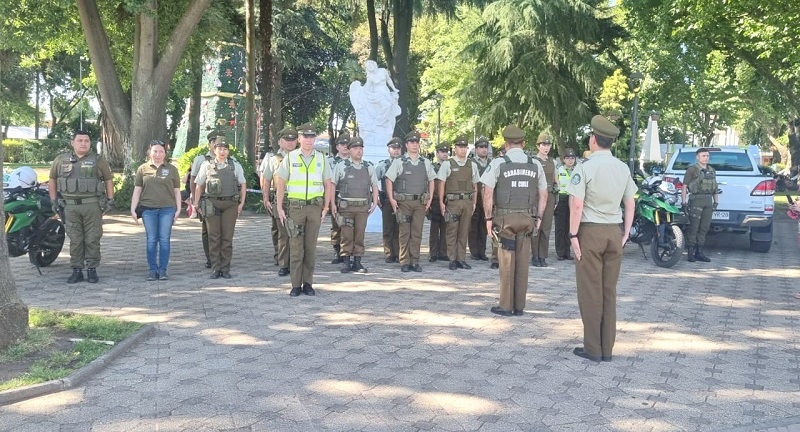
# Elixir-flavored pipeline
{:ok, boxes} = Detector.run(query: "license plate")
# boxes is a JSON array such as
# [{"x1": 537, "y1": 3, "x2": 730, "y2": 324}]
[{"x1": 712, "y1": 211, "x2": 729, "y2": 220}]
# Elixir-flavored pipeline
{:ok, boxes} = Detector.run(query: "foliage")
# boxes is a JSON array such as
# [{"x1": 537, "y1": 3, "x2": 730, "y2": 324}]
[{"x1": 1, "y1": 139, "x2": 69, "y2": 164}]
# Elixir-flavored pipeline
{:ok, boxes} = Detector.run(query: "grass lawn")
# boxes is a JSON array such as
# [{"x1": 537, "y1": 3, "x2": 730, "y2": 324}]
[{"x1": 0, "y1": 309, "x2": 142, "y2": 391}]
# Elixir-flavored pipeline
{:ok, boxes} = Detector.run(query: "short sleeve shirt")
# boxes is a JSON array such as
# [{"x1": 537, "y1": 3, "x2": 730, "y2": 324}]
[
  {"x1": 276, "y1": 150, "x2": 332, "y2": 182},
  {"x1": 565, "y1": 149, "x2": 638, "y2": 224},
  {"x1": 135, "y1": 162, "x2": 181, "y2": 208},
  {"x1": 261, "y1": 149, "x2": 288, "y2": 181},
  {"x1": 195, "y1": 158, "x2": 247, "y2": 185},
  {"x1": 479, "y1": 147, "x2": 547, "y2": 191},
  {"x1": 436, "y1": 157, "x2": 480, "y2": 184},
  {"x1": 190, "y1": 151, "x2": 213, "y2": 177},
  {"x1": 384, "y1": 155, "x2": 437, "y2": 182}
]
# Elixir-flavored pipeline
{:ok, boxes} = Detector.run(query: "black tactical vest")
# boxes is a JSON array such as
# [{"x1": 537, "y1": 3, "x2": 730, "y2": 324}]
[
  {"x1": 339, "y1": 160, "x2": 372, "y2": 200},
  {"x1": 205, "y1": 160, "x2": 238, "y2": 198},
  {"x1": 444, "y1": 159, "x2": 473, "y2": 193},
  {"x1": 395, "y1": 156, "x2": 428, "y2": 194},
  {"x1": 494, "y1": 156, "x2": 539, "y2": 210},
  {"x1": 687, "y1": 165, "x2": 718, "y2": 194}
]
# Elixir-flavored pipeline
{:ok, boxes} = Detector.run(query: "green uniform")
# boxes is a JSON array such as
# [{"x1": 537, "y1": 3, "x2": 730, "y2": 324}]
[
  {"x1": 385, "y1": 155, "x2": 437, "y2": 266},
  {"x1": 191, "y1": 151, "x2": 214, "y2": 262},
  {"x1": 429, "y1": 161, "x2": 448, "y2": 260},
  {"x1": 480, "y1": 148, "x2": 547, "y2": 312},
  {"x1": 554, "y1": 164, "x2": 574, "y2": 259},
  {"x1": 49, "y1": 151, "x2": 114, "y2": 269},
  {"x1": 437, "y1": 157, "x2": 479, "y2": 262},
  {"x1": 683, "y1": 164, "x2": 718, "y2": 248},
  {"x1": 195, "y1": 158, "x2": 246, "y2": 273},
  {"x1": 263, "y1": 150, "x2": 290, "y2": 268},
  {"x1": 468, "y1": 156, "x2": 492, "y2": 259},
  {"x1": 532, "y1": 155, "x2": 557, "y2": 262},
  {"x1": 331, "y1": 159, "x2": 378, "y2": 257},
  {"x1": 277, "y1": 149, "x2": 331, "y2": 288},
  {"x1": 328, "y1": 155, "x2": 346, "y2": 251},
  {"x1": 377, "y1": 157, "x2": 399, "y2": 260},
  {"x1": 565, "y1": 149, "x2": 637, "y2": 360}
]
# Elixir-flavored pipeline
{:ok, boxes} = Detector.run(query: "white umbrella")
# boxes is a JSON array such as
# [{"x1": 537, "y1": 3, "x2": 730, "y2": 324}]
[{"x1": 640, "y1": 115, "x2": 662, "y2": 164}]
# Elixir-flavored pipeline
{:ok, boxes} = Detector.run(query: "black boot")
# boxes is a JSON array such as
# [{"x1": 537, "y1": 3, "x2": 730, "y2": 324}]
[
  {"x1": 695, "y1": 247, "x2": 711, "y2": 262},
  {"x1": 353, "y1": 256, "x2": 368, "y2": 273},
  {"x1": 341, "y1": 256, "x2": 352, "y2": 273},
  {"x1": 687, "y1": 246, "x2": 696, "y2": 262},
  {"x1": 331, "y1": 245, "x2": 342, "y2": 264},
  {"x1": 67, "y1": 268, "x2": 84, "y2": 284},
  {"x1": 86, "y1": 268, "x2": 99, "y2": 283}
]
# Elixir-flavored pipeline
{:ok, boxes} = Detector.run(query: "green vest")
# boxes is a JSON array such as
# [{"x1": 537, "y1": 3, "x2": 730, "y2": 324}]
[
  {"x1": 55, "y1": 152, "x2": 104, "y2": 199},
  {"x1": 495, "y1": 156, "x2": 540, "y2": 211},
  {"x1": 338, "y1": 160, "x2": 372, "y2": 200},
  {"x1": 444, "y1": 158, "x2": 473, "y2": 194},
  {"x1": 687, "y1": 164, "x2": 718, "y2": 195},
  {"x1": 395, "y1": 156, "x2": 428, "y2": 195},
  {"x1": 205, "y1": 159, "x2": 238, "y2": 198}
]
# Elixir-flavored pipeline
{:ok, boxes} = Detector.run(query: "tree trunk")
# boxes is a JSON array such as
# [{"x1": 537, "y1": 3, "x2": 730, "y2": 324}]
[
  {"x1": 259, "y1": 0, "x2": 274, "y2": 151},
  {"x1": 367, "y1": 0, "x2": 379, "y2": 62},
  {"x1": 270, "y1": 60, "x2": 284, "y2": 148},
  {"x1": 379, "y1": 10, "x2": 394, "y2": 76},
  {"x1": 391, "y1": 0, "x2": 413, "y2": 138},
  {"x1": 185, "y1": 54, "x2": 203, "y2": 152},
  {"x1": 789, "y1": 117, "x2": 800, "y2": 167},
  {"x1": 99, "y1": 97, "x2": 127, "y2": 169},
  {"x1": 245, "y1": 0, "x2": 257, "y2": 165}
]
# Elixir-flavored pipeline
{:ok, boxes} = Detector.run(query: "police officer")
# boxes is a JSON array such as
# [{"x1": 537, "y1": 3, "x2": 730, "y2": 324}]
[
  {"x1": 328, "y1": 133, "x2": 351, "y2": 264},
  {"x1": 554, "y1": 148, "x2": 578, "y2": 260},
  {"x1": 193, "y1": 138, "x2": 247, "y2": 279},
  {"x1": 190, "y1": 130, "x2": 218, "y2": 268},
  {"x1": 48, "y1": 130, "x2": 115, "y2": 284},
  {"x1": 377, "y1": 137, "x2": 402, "y2": 263},
  {"x1": 275, "y1": 123, "x2": 332, "y2": 296},
  {"x1": 429, "y1": 143, "x2": 450, "y2": 262},
  {"x1": 438, "y1": 135, "x2": 480, "y2": 270},
  {"x1": 261, "y1": 127, "x2": 298, "y2": 277},
  {"x1": 481, "y1": 125, "x2": 547, "y2": 316},
  {"x1": 566, "y1": 115, "x2": 637, "y2": 362},
  {"x1": 531, "y1": 132, "x2": 558, "y2": 267},
  {"x1": 331, "y1": 137, "x2": 380, "y2": 273},
  {"x1": 681, "y1": 147, "x2": 718, "y2": 262},
  {"x1": 385, "y1": 131, "x2": 437, "y2": 272},
  {"x1": 468, "y1": 136, "x2": 492, "y2": 262}
]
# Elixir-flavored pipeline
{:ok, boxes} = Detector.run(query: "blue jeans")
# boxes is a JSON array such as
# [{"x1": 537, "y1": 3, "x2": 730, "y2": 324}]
[{"x1": 141, "y1": 207, "x2": 176, "y2": 272}]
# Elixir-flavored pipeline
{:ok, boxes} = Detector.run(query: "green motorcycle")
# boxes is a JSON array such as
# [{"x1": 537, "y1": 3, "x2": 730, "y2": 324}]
[{"x1": 627, "y1": 177, "x2": 686, "y2": 268}]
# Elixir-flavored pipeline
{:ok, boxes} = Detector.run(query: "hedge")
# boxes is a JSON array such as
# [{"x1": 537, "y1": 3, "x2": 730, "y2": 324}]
[{"x1": 2, "y1": 139, "x2": 69, "y2": 164}]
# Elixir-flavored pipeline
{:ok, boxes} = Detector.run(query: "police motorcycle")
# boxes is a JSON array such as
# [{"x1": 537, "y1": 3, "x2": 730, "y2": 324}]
[
  {"x1": 3, "y1": 166, "x2": 66, "y2": 272},
  {"x1": 627, "y1": 167, "x2": 686, "y2": 268}
]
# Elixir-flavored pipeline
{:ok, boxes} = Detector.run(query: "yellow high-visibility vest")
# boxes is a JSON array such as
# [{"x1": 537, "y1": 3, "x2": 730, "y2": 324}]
[{"x1": 286, "y1": 150, "x2": 325, "y2": 200}]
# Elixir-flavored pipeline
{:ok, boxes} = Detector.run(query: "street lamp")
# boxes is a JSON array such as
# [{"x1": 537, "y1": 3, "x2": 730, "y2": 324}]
[
  {"x1": 627, "y1": 71, "x2": 644, "y2": 177},
  {"x1": 78, "y1": 55, "x2": 86, "y2": 130},
  {"x1": 432, "y1": 93, "x2": 443, "y2": 147}
]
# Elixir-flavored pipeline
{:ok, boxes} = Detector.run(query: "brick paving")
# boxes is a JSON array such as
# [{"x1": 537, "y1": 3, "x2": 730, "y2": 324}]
[{"x1": 2, "y1": 211, "x2": 799, "y2": 431}]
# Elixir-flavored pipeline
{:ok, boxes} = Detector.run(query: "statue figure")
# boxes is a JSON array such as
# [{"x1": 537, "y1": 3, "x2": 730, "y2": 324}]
[{"x1": 349, "y1": 60, "x2": 401, "y2": 151}]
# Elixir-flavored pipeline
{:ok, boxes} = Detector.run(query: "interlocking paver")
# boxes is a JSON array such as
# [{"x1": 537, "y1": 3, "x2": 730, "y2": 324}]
[{"x1": 2, "y1": 211, "x2": 800, "y2": 431}]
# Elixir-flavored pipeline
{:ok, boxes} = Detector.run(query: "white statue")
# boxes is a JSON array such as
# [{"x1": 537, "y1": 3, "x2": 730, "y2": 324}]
[{"x1": 349, "y1": 60, "x2": 401, "y2": 152}]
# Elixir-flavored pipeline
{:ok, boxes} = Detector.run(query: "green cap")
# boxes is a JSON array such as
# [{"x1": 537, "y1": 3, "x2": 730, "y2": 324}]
[
  {"x1": 591, "y1": 115, "x2": 619, "y2": 139},
  {"x1": 436, "y1": 142, "x2": 450, "y2": 152},
  {"x1": 475, "y1": 136, "x2": 490, "y2": 147},
  {"x1": 336, "y1": 133, "x2": 351, "y2": 145},
  {"x1": 206, "y1": 130, "x2": 220, "y2": 141},
  {"x1": 563, "y1": 148, "x2": 577, "y2": 158},
  {"x1": 405, "y1": 131, "x2": 421, "y2": 142},
  {"x1": 297, "y1": 123, "x2": 317, "y2": 136},
  {"x1": 278, "y1": 127, "x2": 298, "y2": 140},
  {"x1": 536, "y1": 132, "x2": 552, "y2": 145},
  {"x1": 387, "y1": 137, "x2": 403, "y2": 148},
  {"x1": 214, "y1": 138, "x2": 230, "y2": 148},
  {"x1": 454, "y1": 135, "x2": 469, "y2": 147},
  {"x1": 501, "y1": 125, "x2": 525, "y2": 141},
  {"x1": 347, "y1": 137, "x2": 364, "y2": 148}
]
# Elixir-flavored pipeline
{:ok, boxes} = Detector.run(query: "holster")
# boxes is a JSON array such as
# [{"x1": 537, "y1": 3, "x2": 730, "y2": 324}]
[
  {"x1": 500, "y1": 237, "x2": 516, "y2": 251},
  {"x1": 420, "y1": 192, "x2": 430, "y2": 205},
  {"x1": 491, "y1": 226, "x2": 501, "y2": 246},
  {"x1": 200, "y1": 198, "x2": 218, "y2": 217},
  {"x1": 395, "y1": 209, "x2": 411, "y2": 224},
  {"x1": 443, "y1": 210, "x2": 460, "y2": 223},
  {"x1": 284, "y1": 218, "x2": 304, "y2": 237}
]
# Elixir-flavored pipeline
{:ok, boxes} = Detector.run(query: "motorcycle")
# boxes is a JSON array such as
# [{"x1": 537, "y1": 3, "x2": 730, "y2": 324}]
[
  {"x1": 3, "y1": 167, "x2": 66, "y2": 272},
  {"x1": 627, "y1": 176, "x2": 687, "y2": 268}
]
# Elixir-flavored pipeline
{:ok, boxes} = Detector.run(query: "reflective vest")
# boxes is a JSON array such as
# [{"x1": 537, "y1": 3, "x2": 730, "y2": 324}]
[
  {"x1": 444, "y1": 158, "x2": 473, "y2": 194},
  {"x1": 557, "y1": 165, "x2": 573, "y2": 195},
  {"x1": 55, "y1": 152, "x2": 104, "y2": 199},
  {"x1": 494, "y1": 156, "x2": 540, "y2": 211},
  {"x1": 205, "y1": 159, "x2": 239, "y2": 198},
  {"x1": 286, "y1": 150, "x2": 325, "y2": 200},
  {"x1": 338, "y1": 160, "x2": 372, "y2": 200}
]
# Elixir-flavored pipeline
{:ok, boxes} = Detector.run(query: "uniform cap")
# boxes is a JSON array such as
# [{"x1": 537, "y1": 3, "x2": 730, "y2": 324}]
[
  {"x1": 387, "y1": 137, "x2": 403, "y2": 148},
  {"x1": 214, "y1": 138, "x2": 230, "y2": 148},
  {"x1": 297, "y1": 123, "x2": 317, "y2": 136},
  {"x1": 475, "y1": 136, "x2": 490, "y2": 147},
  {"x1": 536, "y1": 132, "x2": 552, "y2": 145},
  {"x1": 454, "y1": 135, "x2": 469, "y2": 147},
  {"x1": 563, "y1": 148, "x2": 577, "y2": 158},
  {"x1": 336, "y1": 133, "x2": 351, "y2": 145},
  {"x1": 206, "y1": 130, "x2": 220, "y2": 141},
  {"x1": 591, "y1": 115, "x2": 619, "y2": 139},
  {"x1": 278, "y1": 127, "x2": 298, "y2": 140},
  {"x1": 501, "y1": 125, "x2": 525, "y2": 141},
  {"x1": 405, "y1": 131, "x2": 421, "y2": 142},
  {"x1": 436, "y1": 142, "x2": 450, "y2": 152},
  {"x1": 347, "y1": 137, "x2": 364, "y2": 148}
]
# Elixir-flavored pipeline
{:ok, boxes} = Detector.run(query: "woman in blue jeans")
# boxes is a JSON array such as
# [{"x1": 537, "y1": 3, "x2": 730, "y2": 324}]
[{"x1": 130, "y1": 140, "x2": 181, "y2": 281}]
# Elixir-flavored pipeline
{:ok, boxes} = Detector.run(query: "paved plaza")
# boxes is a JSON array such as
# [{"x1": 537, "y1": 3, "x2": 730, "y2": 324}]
[{"x1": 2, "y1": 210, "x2": 800, "y2": 431}]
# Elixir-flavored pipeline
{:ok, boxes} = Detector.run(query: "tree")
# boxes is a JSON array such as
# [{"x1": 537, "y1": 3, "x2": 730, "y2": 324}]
[{"x1": 75, "y1": 0, "x2": 212, "y2": 171}]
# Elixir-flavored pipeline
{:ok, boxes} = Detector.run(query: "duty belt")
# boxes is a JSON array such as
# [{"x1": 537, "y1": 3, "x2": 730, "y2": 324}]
[
  {"x1": 446, "y1": 192, "x2": 473, "y2": 201},
  {"x1": 394, "y1": 193, "x2": 422, "y2": 201},
  {"x1": 494, "y1": 208, "x2": 533, "y2": 216},
  {"x1": 289, "y1": 197, "x2": 323, "y2": 206},
  {"x1": 63, "y1": 197, "x2": 98, "y2": 205},
  {"x1": 212, "y1": 196, "x2": 239, "y2": 201},
  {"x1": 340, "y1": 198, "x2": 368, "y2": 206}
]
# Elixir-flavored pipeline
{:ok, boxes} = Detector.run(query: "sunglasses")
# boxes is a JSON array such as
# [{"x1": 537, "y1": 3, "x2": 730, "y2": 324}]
[{"x1": 149, "y1": 140, "x2": 166, "y2": 147}]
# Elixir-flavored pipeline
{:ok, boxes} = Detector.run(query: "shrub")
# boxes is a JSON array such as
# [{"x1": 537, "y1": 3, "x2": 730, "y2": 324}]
[{"x1": 2, "y1": 139, "x2": 69, "y2": 164}]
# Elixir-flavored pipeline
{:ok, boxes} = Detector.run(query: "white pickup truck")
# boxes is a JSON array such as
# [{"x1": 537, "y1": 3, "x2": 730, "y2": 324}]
[{"x1": 663, "y1": 147, "x2": 775, "y2": 253}]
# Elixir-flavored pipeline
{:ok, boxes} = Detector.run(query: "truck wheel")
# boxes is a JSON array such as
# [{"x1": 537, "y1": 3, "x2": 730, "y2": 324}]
[{"x1": 749, "y1": 223, "x2": 772, "y2": 253}]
